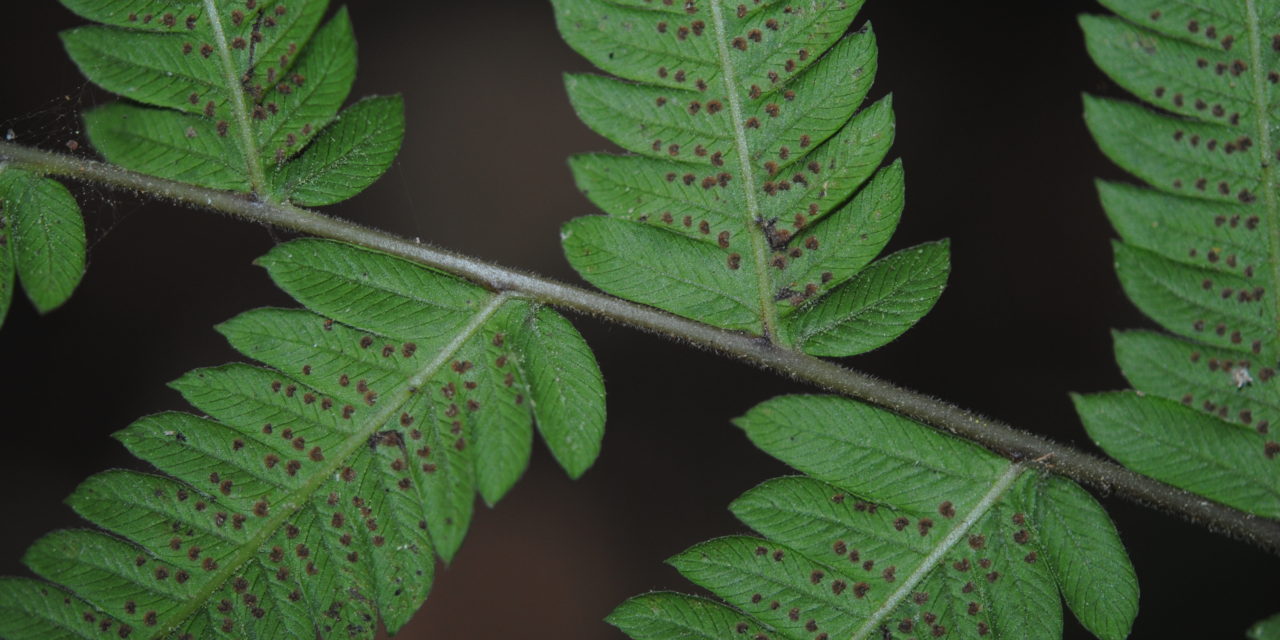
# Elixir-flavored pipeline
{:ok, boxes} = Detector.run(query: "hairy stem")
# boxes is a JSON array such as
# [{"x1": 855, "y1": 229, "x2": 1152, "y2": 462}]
[{"x1": 2, "y1": 139, "x2": 1279, "y2": 555}]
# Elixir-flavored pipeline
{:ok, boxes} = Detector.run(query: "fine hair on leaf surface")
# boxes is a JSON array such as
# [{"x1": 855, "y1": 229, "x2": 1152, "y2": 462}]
[
  {"x1": 0, "y1": 239, "x2": 606, "y2": 639},
  {"x1": 1075, "y1": 0, "x2": 1280, "y2": 516},
  {"x1": 552, "y1": 0, "x2": 949, "y2": 355},
  {"x1": 609, "y1": 395, "x2": 1138, "y2": 640}
]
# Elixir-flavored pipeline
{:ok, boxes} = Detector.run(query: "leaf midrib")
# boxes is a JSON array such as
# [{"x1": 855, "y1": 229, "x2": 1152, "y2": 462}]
[
  {"x1": 1243, "y1": 0, "x2": 1280, "y2": 354},
  {"x1": 151, "y1": 292, "x2": 511, "y2": 639},
  {"x1": 202, "y1": 0, "x2": 268, "y2": 197},
  {"x1": 848, "y1": 463, "x2": 1025, "y2": 640},
  {"x1": 709, "y1": 0, "x2": 782, "y2": 343}
]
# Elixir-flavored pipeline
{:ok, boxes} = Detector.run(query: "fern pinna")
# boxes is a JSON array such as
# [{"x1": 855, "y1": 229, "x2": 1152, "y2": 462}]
[
  {"x1": 0, "y1": 1, "x2": 609, "y2": 638},
  {"x1": 609, "y1": 396, "x2": 1138, "y2": 640},
  {"x1": 59, "y1": 0, "x2": 402, "y2": 205},
  {"x1": 0, "y1": 0, "x2": 404, "y2": 331},
  {"x1": 0, "y1": 239, "x2": 606, "y2": 639},
  {"x1": 553, "y1": 0, "x2": 948, "y2": 356},
  {"x1": 1075, "y1": 1, "x2": 1280, "y2": 516}
]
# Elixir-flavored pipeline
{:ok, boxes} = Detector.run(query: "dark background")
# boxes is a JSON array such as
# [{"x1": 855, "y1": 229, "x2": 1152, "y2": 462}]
[{"x1": 0, "y1": 2, "x2": 1273, "y2": 638}]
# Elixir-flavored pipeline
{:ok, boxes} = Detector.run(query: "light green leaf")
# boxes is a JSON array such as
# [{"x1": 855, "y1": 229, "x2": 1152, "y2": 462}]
[
  {"x1": 614, "y1": 394, "x2": 1137, "y2": 640},
  {"x1": 1074, "y1": 391, "x2": 1280, "y2": 517},
  {"x1": 61, "y1": 23, "x2": 226, "y2": 117},
  {"x1": 0, "y1": 577, "x2": 105, "y2": 640},
  {"x1": 553, "y1": 0, "x2": 862, "y2": 92},
  {"x1": 1113, "y1": 330, "x2": 1280, "y2": 432},
  {"x1": 60, "y1": 1, "x2": 207, "y2": 32},
  {"x1": 785, "y1": 239, "x2": 949, "y2": 356},
  {"x1": 0, "y1": 239, "x2": 606, "y2": 638},
  {"x1": 1098, "y1": 179, "x2": 1263, "y2": 275},
  {"x1": 562, "y1": 215, "x2": 760, "y2": 331},
  {"x1": 83, "y1": 102, "x2": 251, "y2": 191},
  {"x1": 778, "y1": 157, "x2": 904, "y2": 307},
  {"x1": 1029, "y1": 475, "x2": 1138, "y2": 640},
  {"x1": 608, "y1": 592, "x2": 769, "y2": 640},
  {"x1": 735, "y1": 394, "x2": 1008, "y2": 512},
  {"x1": 0, "y1": 168, "x2": 86, "y2": 315},
  {"x1": 1113, "y1": 241, "x2": 1272, "y2": 355},
  {"x1": 1080, "y1": 1, "x2": 1280, "y2": 517},
  {"x1": 258, "y1": 7, "x2": 358, "y2": 163},
  {"x1": 555, "y1": 0, "x2": 944, "y2": 355},
  {"x1": 511, "y1": 305, "x2": 607, "y2": 479},
  {"x1": 273, "y1": 95, "x2": 405, "y2": 206}
]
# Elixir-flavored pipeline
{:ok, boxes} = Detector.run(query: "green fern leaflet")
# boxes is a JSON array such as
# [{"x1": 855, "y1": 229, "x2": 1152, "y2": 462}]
[
  {"x1": 610, "y1": 396, "x2": 1138, "y2": 640},
  {"x1": 60, "y1": 0, "x2": 402, "y2": 205},
  {"x1": 1253, "y1": 612, "x2": 1280, "y2": 640},
  {"x1": 0, "y1": 167, "x2": 86, "y2": 329},
  {"x1": 1077, "y1": 0, "x2": 1280, "y2": 516},
  {"x1": 0, "y1": 239, "x2": 606, "y2": 639},
  {"x1": 553, "y1": 0, "x2": 948, "y2": 356}
]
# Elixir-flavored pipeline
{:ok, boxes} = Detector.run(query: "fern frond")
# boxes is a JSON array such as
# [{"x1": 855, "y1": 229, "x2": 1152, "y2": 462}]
[
  {"x1": 1077, "y1": 1, "x2": 1280, "y2": 516},
  {"x1": 0, "y1": 167, "x2": 85, "y2": 328},
  {"x1": 552, "y1": 0, "x2": 948, "y2": 355},
  {"x1": 610, "y1": 395, "x2": 1138, "y2": 640},
  {"x1": 59, "y1": 0, "x2": 401, "y2": 205},
  {"x1": 0, "y1": 239, "x2": 605, "y2": 639}
]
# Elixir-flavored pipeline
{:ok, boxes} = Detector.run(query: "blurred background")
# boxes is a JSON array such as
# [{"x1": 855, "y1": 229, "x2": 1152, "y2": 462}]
[{"x1": 0, "y1": 1, "x2": 1273, "y2": 638}]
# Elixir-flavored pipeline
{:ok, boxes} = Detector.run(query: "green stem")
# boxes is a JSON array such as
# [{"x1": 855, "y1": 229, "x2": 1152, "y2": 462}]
[{"x1": 2, "y1": 139, "x2": 1279, "y2": 556}]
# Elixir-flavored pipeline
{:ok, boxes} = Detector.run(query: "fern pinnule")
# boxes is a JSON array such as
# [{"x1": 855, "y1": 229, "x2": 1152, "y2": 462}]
[
  {"x1": 553, "y1": 0, "x2": 948, "y2": 356},
  {"x1": 0, "y1": 240, "x2": 606, "y2": 640},
  {"x1": 59, "y1": 0, "x2": 402, "y2": 206},
  {"x1": 1076, "y1": 0, "x2": 1280, "y2": 516},
  {"x1": 609, "y1": 396, "x2": 1139, "y2": 640},
  {"x1": 0, "y1": 168, "x2": 85, "y2": 329}
]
